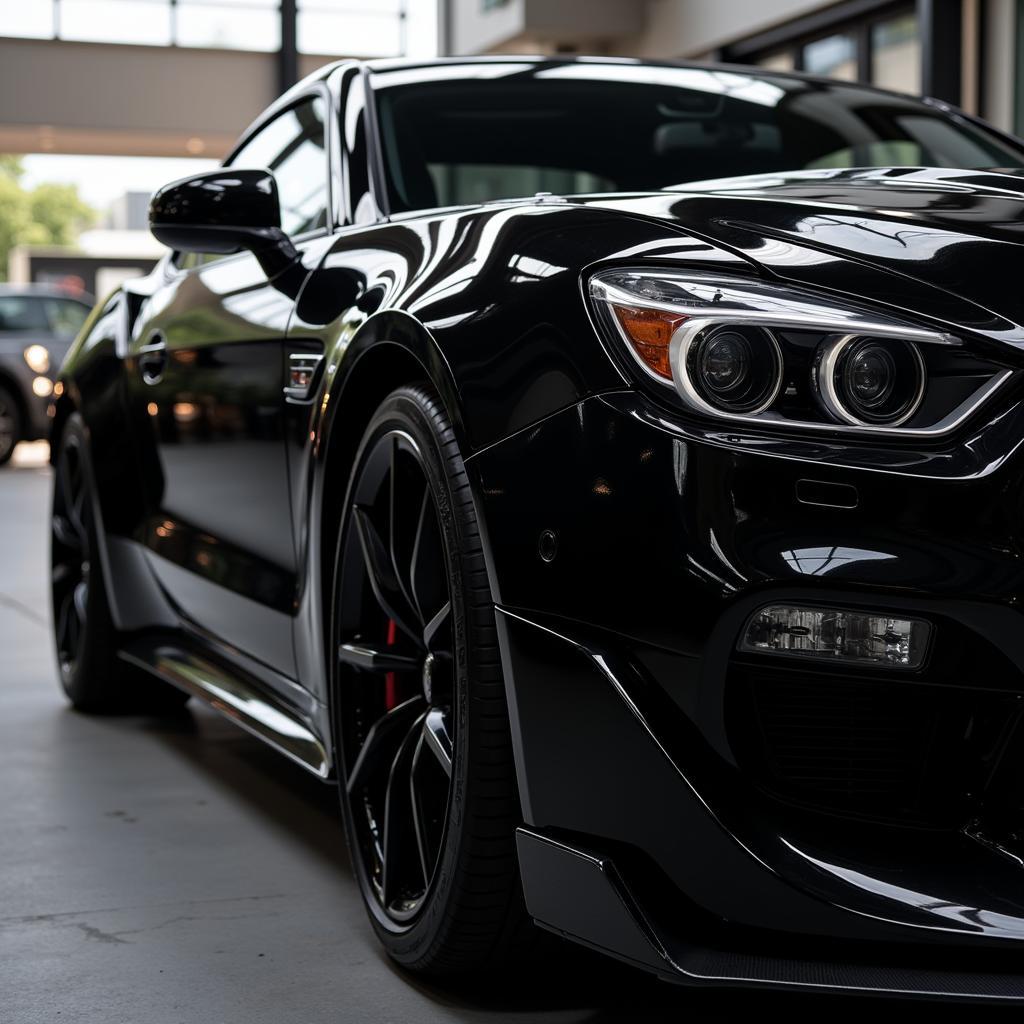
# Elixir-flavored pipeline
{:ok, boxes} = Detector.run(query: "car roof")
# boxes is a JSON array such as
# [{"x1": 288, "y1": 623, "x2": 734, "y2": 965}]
[
  {"x1": 354, "y1": 54, "x2": 926, "y2": 101},
  {"x1": 0, "y1": 283, "x2": 93, "y2": 304}
]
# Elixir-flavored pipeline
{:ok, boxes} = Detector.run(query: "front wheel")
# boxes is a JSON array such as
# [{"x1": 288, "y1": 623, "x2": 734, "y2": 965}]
[{"x1": 331, "y1": 385, "x2": 531, "y2": 976}]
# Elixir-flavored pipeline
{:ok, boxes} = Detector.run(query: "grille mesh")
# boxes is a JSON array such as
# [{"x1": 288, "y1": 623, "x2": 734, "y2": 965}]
[{"x1": 730, "y1": 670, "x2": 1005, "y2": 827}]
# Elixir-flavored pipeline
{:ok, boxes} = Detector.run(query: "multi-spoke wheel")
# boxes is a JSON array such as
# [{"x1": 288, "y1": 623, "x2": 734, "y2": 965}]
[
  {"x1": 51, "y1": 413, "x2": 188, "y2": 714},
  {"x1": 0, "y1": 383, "x2": 22, "y2": 466},
  {"x1": 333, "y1": 385, "x2": 531, "y2": 974}
]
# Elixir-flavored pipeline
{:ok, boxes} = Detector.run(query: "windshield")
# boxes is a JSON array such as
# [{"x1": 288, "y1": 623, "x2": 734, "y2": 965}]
[{"x1": 372, "y1": 61, "x2": 1024, "y2": 212}]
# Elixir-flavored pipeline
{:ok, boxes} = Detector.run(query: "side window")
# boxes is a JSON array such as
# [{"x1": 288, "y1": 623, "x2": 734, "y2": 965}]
[{"x1": 231, "y1": 96, "x2": 329, "y2": 237}]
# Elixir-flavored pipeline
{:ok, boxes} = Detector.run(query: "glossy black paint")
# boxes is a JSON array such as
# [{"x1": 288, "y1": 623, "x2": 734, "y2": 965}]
[
  {"x1": 150, "y1": 168, "x2": 285, "y2": 256},
  {"x1": 52, "y1": 57, "x2": 1024, "y2": 999}
]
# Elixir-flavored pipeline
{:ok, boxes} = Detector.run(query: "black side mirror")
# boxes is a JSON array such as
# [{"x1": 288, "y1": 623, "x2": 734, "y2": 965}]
[{"x1": 149, "y1": 168, "x2": 286, "y2": 256}]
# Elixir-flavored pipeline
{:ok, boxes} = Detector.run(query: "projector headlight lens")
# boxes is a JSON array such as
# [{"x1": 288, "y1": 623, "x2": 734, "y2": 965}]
[
  {"x1": 740, "y1": 605, "x2": 930, "y2": 669},
  {"x1": 687, "y1": 324, "x2": 782, "y2": 415},
  {"x1": 818, "y1": 336, "x2": 926, "y2": 427}
]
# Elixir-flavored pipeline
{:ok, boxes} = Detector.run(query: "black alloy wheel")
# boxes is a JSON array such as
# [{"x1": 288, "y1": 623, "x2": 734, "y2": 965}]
[
  {"x1": 51, "y1": 413, "x2": 188, "y2": 714},
  {"x1": 338, "y1": 425, "x2": 455, "y2": 922},
  {"x1": 332, "y1": 385, "x2": 531, "y2": 974},
  {"x1": 0, "y1": 383, "x2": 21, "y2": 466}
]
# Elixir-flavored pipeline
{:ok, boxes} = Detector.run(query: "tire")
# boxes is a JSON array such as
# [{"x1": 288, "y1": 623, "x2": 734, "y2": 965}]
[
  {"x1": 0, "y1": 382, "x2": 22, "y2": 466},
  {"x1": 51, "y1": 413, "x2": 188, "y2": 714},
  {"x1": 331, "y1": 384, "x2": 532, "y2": 976}
]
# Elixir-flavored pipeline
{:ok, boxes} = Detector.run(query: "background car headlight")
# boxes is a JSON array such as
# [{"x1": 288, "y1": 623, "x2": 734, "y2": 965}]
[
  {"x1": 589, "y1": 268, "x2": 1013, "y2": 436},
  {"x1": 23, "y1": 344, "x2": 50, "y2": 375}
]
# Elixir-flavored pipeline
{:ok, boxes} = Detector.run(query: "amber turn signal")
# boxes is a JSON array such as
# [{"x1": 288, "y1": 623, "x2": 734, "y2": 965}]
[{"x1": 611, "y1": 304, "x2": 687, "y2": 379}]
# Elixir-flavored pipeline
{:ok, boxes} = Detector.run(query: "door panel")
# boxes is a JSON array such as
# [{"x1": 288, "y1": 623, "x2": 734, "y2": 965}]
[{"x1": 130, "y1": 253, "x2": 299, "y2": 676}]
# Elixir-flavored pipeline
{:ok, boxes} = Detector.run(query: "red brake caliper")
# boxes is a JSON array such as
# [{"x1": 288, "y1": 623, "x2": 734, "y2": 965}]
[{"x1": 384, "y1": 618, "x2": 398, "y2": 710}]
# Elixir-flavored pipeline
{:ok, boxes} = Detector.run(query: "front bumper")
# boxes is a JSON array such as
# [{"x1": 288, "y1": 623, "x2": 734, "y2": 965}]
[
  {"x1": 471, "y1": 388, "x2": 1024, "y2": 998},
  {"x1": 1, "y1": 358, "x2": 54, "y2": 441}
]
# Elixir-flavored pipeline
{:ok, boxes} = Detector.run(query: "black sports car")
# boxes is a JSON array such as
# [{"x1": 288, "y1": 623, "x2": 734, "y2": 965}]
[{"x1": 50, "y1": 56, "x2": 1024, "y2": 1000}]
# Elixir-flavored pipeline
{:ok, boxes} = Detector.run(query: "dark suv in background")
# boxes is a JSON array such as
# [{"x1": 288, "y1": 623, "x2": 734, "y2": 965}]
[{"x1": 0, "y1": 284, "x2": 92, "y2": 465}]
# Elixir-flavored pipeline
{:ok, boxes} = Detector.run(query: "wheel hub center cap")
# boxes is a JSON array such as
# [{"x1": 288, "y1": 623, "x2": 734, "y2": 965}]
[{"x1": 422, "y1": 652, "x2": 435, "y2": 704}]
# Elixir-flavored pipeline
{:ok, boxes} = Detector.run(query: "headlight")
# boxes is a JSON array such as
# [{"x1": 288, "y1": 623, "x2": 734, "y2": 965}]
[
  {"x1": 589, "y1": 269, "x2": 1013, "y2": 436},
  {"x1": 684, "y1": 323, "x2": 782, "y2": 415},
  {"x1": 817, "y1": 335, "x2": 925, "y2": 427},
  {"x1": 23, "y1": 344, "x2": 50, "y2": 375}
]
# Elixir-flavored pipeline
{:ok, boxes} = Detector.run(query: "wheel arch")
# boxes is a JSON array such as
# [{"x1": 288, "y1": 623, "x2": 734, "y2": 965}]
[{"x1": 314, "y1": 311, "x2": 468, "y2": 688}]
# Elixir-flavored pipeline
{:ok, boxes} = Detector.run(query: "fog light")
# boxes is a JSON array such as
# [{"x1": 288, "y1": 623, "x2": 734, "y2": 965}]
[
  {"x1": 740, "y1": 605, "x2": 930, "y2": 669},
  {"x1": 32, "y1": 376, "x2": 53, "y2": 398}
]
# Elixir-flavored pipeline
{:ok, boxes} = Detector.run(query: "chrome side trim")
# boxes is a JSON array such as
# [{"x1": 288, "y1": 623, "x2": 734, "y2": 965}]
[{"x1": 119, "y1": 643, "x2": 330, "y2": 778}]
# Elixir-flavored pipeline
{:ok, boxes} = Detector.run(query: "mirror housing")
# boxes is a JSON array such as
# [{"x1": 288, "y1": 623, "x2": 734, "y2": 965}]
[{"x1": 149, "y1": 169, "x2": 286, "y2": 256}]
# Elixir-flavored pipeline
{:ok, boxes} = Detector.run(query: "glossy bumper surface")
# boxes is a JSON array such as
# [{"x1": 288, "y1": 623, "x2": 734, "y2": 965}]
[{"x1": 471, "y1": 389, "x2": 1024, "y2": 986}]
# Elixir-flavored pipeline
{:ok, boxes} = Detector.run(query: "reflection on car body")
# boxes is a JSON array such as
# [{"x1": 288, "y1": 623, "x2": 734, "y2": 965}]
[{"x1": 48, "y1": 56, "x2": 1024, "y2": 1002}]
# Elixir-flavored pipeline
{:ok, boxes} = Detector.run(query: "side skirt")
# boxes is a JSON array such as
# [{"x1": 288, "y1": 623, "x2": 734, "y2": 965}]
[{"x1": 118, "y1": 637, "x2": 331, "y2": 779}]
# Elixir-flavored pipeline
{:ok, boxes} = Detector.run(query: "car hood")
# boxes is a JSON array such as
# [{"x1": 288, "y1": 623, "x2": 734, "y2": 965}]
[{"x1": 580, "y1": 167, "x2": 1024, "y2": 350}]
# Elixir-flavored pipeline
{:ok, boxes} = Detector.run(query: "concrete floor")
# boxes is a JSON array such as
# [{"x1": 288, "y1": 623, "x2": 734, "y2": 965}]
[{"x1": 0, "y1": 443, "x2": 995, "y2": 1022}]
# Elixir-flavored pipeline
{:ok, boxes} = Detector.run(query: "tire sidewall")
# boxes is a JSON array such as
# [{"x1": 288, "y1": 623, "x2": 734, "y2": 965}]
[{"x1": 331, "y1": 387, "x2": 478, "y2": 964}]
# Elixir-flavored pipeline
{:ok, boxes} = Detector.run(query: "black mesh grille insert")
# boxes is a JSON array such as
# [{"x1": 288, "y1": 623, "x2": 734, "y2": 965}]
[{"x1": 728, "y1": 668, "x2": 1015, "y2": 828}]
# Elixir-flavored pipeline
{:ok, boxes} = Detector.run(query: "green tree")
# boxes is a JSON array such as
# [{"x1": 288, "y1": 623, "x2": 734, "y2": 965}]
[
  {"x1": 0, "y1": 155, "x2": 96, "y2": 281},
  {"x1": 29, "y1": 184, "x2": 94, "y2": 247},
  {"x1": 0, "y1": 155, "x2": 25, "y2": 181}
]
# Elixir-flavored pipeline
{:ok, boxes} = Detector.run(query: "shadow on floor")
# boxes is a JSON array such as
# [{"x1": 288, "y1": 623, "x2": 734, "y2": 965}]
[{"x1": 74, "y1": 704, "x2": 1020, "y2": 1022}]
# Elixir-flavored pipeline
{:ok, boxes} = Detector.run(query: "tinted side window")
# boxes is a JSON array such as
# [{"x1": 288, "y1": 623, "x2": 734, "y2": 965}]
[
  {"x1": 0, "y1": 296, "x2": 48, "y2": 332},
  {"x1": 231, "y1": 96, "x2": 329, "y2": 236}
]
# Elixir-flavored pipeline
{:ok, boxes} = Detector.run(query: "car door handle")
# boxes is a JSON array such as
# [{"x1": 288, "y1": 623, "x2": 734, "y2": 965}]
[{"x1": 138, "y1": 333, "x2": 168, "y2": 385}]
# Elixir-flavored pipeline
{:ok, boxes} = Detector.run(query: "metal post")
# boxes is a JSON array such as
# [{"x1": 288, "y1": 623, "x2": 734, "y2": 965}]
[
  {"x1": 438, "y1": 0, "x2": 451, "y2": 56},
  {"x1": 279, "y1": 0, "x2": 298, "y2": 96},
  {"x1": 919, "y1": 0, "x2": 963, "y2": 104}
]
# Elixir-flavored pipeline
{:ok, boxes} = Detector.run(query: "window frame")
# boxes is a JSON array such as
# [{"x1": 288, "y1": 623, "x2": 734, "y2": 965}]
[
  {"x1": 225, "y1": 83, "x2": 335, "y2": 240},
  {"x1": 172, "y1": 81, "x2": 336, "y2": 274}
]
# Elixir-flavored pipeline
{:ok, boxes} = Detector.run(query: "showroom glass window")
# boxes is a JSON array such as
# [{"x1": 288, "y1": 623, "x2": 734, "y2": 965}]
[
  {"x1": 748, "y1": 8, "x2": 921, "y2": 94},
  {"x1": 230, "y1": 96, "x2": 329, "y2": 237},
  {"x1": 298, "y1": 0, "x2": 404, "y2": 57},
  {"x1": 0, "y1": 0, "x2": 407, "y2": 55}
]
